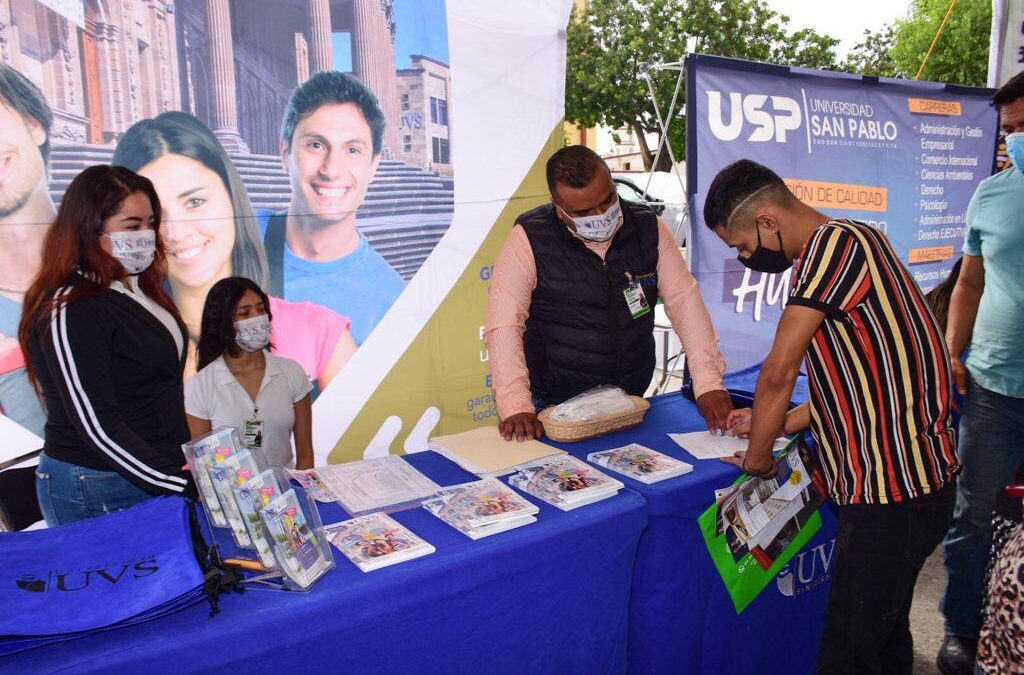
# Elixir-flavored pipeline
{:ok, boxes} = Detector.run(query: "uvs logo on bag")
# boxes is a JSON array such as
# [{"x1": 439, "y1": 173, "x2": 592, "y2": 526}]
[
  {"x1": 14, "y1": 556, "x2": 160, "y2": 593},
  {"x1": 776, "y1": 537, "x2": 835, "y2": 597},
  {"x1": 707, "y1": 91, "x2": 803, "y2": 143}
]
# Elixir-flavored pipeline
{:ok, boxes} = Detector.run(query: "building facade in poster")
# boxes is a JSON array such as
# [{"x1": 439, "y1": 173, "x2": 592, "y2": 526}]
[
  {"x1": 397, "y1": 54, "x2": 452, "y2": 175},
  {"x1": 0, "y1": 0, "x2": 462, "y2": 459},
  {"x1": 1, "y1": 0, "x2": 406, "y2": 153}
]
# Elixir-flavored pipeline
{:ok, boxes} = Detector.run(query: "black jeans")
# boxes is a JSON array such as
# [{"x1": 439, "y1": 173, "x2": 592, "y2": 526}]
[{"x1": 817, "y1": 482, "x2": 955, "y2": 675}]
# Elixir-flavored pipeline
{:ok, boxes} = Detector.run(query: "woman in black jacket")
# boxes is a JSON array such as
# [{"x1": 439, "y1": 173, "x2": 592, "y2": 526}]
[{"x1": 19, "y1": 165, "x2": 194, "y2": 525}]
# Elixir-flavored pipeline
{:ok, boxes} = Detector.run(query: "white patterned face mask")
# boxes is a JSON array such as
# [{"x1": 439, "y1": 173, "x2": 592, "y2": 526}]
[
  {"x1": 105, "y1": 230, "x2": 156, "y2": 275},
  {"x1": 234, "y1": 314, "x2": 271, "y2": 352},
  {"x1": 558, "y1": 198, "x2": 623, "y2": 241}
]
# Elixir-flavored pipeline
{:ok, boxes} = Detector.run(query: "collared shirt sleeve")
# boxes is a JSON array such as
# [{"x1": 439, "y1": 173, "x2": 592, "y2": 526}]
[
  {"x1": 483, "y1": 225, "x2": 538, "y2": 419},
  {"x1": 282, "y1": 356, "x2": 314, "y2": 403},
  {"x1": 184, "y1": 364, "x2": 212, "y2": 419},
  {"x1": 655, "y1": 219, "x2": 727, "y2": 398}
]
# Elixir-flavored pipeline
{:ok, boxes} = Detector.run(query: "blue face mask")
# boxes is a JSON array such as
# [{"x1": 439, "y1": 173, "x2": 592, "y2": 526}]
[{"x1": 1006, "y1": 132, "x2": 1024, "y2": 171}]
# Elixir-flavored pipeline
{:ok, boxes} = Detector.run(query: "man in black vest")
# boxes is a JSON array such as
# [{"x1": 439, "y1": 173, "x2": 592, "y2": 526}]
[{"x1": 484, "y1": 146, "x2": 731, "y2": 441}]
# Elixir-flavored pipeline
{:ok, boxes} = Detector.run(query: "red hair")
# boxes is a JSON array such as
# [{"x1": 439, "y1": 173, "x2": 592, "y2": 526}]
[{"x1": 18, "y1": 164, "x2": 183, "y2": 387}]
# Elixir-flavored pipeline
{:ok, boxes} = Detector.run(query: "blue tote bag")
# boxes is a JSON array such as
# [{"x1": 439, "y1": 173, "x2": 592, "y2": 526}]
[{"x1": 0, "y1": 497, "x2": 206, "y2": 640}]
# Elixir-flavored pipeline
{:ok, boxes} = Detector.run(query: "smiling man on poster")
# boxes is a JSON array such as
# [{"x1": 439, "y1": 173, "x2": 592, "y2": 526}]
[
  {"x1": 707, "y1": 159, "x2": 960, "y2": 675},
  {"x1": 260, "y1": 71, "x2": 405, "y2": 346},
  {"x1": 0, "y1": 64, "x2": 54, "y2": 437}
]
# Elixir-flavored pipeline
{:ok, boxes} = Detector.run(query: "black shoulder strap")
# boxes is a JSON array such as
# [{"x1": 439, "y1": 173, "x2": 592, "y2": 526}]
[{"x1": 264, "y1": 212, "x2": 287, "y2": 297}]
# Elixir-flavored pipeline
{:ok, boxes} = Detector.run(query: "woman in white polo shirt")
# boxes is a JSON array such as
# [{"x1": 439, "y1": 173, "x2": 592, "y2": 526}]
[{"x1": 185, "y1": 277, "x2": 313, "y2": 469}]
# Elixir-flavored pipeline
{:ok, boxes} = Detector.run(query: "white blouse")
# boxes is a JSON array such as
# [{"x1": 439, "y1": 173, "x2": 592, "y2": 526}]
[{"x1": 184, "y1": 352, "x2": 313, "y2": 469}]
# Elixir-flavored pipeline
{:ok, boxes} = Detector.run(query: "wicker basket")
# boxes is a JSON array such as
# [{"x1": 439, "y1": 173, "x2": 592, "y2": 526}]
[{"x1": 539, "y1": 396, "x2": 651, "y2": 442}]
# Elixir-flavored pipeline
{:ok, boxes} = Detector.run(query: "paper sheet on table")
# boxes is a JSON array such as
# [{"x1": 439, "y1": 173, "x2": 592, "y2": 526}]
[
  {"x1": 429, "y1": 426, "x2": 563, "y2": 477},
  {"x1": 668, "y1": 432, "x2": 789, "y2": 460}
]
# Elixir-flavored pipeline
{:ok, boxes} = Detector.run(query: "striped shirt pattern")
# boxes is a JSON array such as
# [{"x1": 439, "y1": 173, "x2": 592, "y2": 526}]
[{"x1": 789, "y1": 220, "x2": 959, "y2": 505}]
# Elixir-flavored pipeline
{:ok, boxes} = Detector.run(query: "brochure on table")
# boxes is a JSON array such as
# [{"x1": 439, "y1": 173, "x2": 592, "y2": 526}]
[
  {"x1": 588, "y1": 443, "x2": 693, "y2": 484},
  {"x1": 510, "y1": 455, "x2": 623, "y2": 511},
  {"x1": 325, "y1": 513, "x2": 435, "y2": 572},
  {"x1": 422, "y1": 477, "x2": 539, "y2": 539}
]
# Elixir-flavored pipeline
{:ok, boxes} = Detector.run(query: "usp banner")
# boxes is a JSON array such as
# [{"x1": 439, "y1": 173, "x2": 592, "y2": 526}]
[{"x1": 686, "y1": 54, "x2": 999, "y2": 373}]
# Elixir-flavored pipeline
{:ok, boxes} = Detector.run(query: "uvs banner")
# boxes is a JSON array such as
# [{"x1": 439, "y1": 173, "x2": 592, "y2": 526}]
[
  {"x1": 0, "y1": 0, "x2": 572, "y2": 465},
  {"x1": 686, "y1": 54, "x2": 999, "y2": 373}
]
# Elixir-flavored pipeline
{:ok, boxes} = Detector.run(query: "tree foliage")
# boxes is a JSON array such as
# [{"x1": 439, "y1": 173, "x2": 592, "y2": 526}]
[
  {"x1": 841, "y1": 0, "x2": 990, "y2": 86},
  {"x1": 890, "y1": 0, "x2": 991, "y2": 87},
  {"x1": 842, "y1": 25, "x2": 904, "y2": 79},
  {"x1": 565, "y1": 0, "x2": 839, "y2": 170}
]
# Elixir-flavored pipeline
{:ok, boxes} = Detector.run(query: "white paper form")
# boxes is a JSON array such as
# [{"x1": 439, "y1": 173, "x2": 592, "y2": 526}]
[{"x1": 668, "y1": 432, "x2": 789, "y2": 460}]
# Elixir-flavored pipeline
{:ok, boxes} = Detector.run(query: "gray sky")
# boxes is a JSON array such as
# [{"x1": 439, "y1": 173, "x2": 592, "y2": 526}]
[{"x1": 765, "y1": 0, "x2": 914, "y2": 58}]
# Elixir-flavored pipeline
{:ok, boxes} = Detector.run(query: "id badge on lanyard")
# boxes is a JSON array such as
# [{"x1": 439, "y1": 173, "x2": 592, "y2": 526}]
[
  {"x1": 243, "y1": 406, "x2": 264, "y2": 450},
  {"x1": 623, "y1": 273, "x2": 651, "y2": 319}
]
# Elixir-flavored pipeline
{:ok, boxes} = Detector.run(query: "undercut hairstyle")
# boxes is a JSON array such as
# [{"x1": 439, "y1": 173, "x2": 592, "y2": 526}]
[
  {"x1": 993, "y1": 70, "x2": 1024, "y2": 108},
  {"x1": 546, "y1": 145, "x2": 609, "y2": 197},
  {"x1": 281, "y1": 71, "x2": 386, "y2": 155},
  {"x1": 703, "y1": 159, "x2": 792, "y2": 231},
  {"x1": 0, "y1": 64, "x2": 53, "y2": 165}
]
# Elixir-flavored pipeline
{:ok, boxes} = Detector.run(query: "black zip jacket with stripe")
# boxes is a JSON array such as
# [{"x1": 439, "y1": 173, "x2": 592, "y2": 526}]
[{"x1": 29, "y1": 273, "x2": 194, "y2": 496}]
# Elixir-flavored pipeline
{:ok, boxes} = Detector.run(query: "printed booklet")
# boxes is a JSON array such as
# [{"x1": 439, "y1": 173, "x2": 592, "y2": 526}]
[
  {"x1": 234, "y1": 468, "x2": 285, "y2": 568},
  {"x1": 325, "y1": 513, "x2": 436, "y2": 572},
  {"x1": 260, "y1": 488, "x2": 333, "y2": 588},
  {"x1": 509, "y1": 455, "x2": 623, "y2": 511},
  {"x1": 587, "y1": 444, "x2": 693, "y2": 484},
  {"x1": 422, "y1": 478, "x2": 538, "y2": 539}
]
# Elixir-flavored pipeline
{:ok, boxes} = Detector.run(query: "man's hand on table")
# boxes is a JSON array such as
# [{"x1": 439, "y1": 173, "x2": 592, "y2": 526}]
[
  {"x1": 696, "y1": 389, "x2": 733, "y2": 435},
  {"x1": 499, "y1": 412, "x2": 545, "y2": 442}
]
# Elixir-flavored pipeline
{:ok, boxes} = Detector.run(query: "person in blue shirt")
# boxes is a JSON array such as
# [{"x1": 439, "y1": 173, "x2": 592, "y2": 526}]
[
  {"x1": 0, "y1": 64, "x2": 54, "y2": 438},
  {"x1": 938, "y1": 70, "x2": 1024, "y2": 675},
  {"x1": 259, "y1": 71, "x2": 405, "y2": 346}
]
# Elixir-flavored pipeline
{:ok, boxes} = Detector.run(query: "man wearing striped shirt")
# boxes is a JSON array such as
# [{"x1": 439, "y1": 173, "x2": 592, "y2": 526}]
[{"x1": 706, "y1": 160, "x2": 960, "y2": 674}]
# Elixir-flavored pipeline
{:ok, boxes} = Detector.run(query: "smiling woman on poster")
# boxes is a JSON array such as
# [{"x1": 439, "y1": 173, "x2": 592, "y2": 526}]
[{"x1": 111, "y1": 112, "x2": 356, "y2": 393}]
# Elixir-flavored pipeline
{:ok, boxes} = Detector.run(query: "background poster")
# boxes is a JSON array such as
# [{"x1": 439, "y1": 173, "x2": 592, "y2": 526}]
[
  {"x1": 686, "y1": 54, "x2": 1000, "y2": 373},
  {"x1": 0, "y1": 0, "x2": 572, "y2": 465}
]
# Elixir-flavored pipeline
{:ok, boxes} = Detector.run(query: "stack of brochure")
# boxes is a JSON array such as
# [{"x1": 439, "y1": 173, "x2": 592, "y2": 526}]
[
  {"x1": 587, "y1": 443, "x2": 693, "y2": 484},
  {"x1": 509, "y1": 455, "x2": 623, "y2": 511},
  {"x1": 422, "y1": 478, "x2": 539, "y2": 539},
  {"x1": 325, "y1": 513, "x2": 435, "y2": 572},
  {"x1": 234, "y1": 468, "x2": 286, "y2": 568},
  {"x1": 259, "y1": 488, "x2": 334, "y2": 589}
]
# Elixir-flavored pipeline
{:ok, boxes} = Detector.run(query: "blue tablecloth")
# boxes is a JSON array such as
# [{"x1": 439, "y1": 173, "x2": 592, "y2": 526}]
[
  {"x1": 0, "y1": 452, "x2": 647, "y2": 675},
  {"x1": 546, "y1": 388, "x2": 837, "y2": 675}
]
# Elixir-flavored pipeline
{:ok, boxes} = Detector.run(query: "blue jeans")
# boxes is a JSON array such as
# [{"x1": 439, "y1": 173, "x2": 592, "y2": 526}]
[
  {"x1": 35, "y1": 454, "x2": 153, "y2": 526},
  {"x1": 941, "y1": 378, "x2": 1024, "y2": 638}
]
